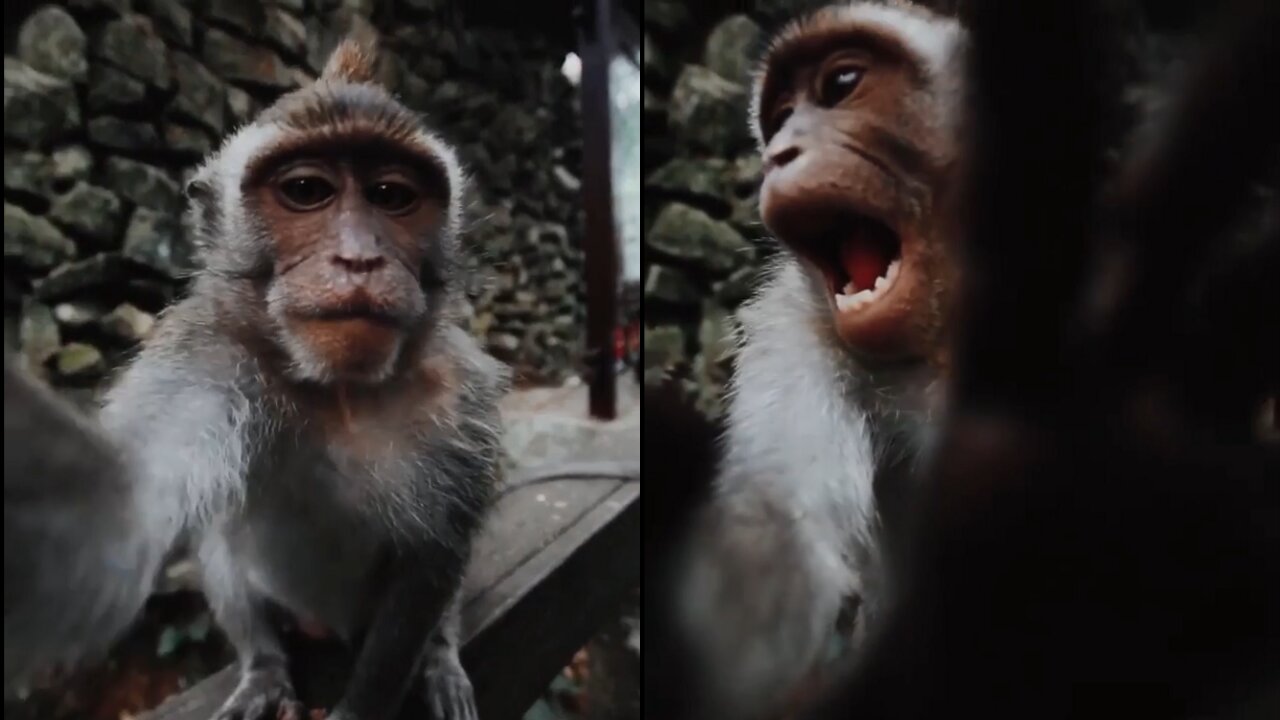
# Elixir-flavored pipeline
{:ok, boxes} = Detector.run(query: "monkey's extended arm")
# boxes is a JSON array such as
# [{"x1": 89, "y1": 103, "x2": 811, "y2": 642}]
[{"x1": 3, "y1": 357, "x2": 167, "y2": 688}]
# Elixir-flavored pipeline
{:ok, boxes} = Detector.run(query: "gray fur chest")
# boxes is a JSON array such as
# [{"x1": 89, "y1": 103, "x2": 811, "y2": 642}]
[{"x1": 223, "y1": 443, "x2": 394, "y2": 639}]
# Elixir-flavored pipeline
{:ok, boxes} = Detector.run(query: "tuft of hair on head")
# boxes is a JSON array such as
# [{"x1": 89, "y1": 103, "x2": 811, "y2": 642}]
[{"x1": 321, "y1": 36, "x2": 380, "y2": 85}]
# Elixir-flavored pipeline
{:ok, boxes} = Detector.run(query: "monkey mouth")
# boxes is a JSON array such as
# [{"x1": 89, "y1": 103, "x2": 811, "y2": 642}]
[
  {"x1": 787, "y1": 213, "x2": 904, "y2": 311},
  {"x1": 783, "y1": 210, "x2": 931, "y2": 356},
  {"x1": 307, "y1": 306, "x2": 404, "y2": 329},
  {"x1": 824, "y1": 216, "x2": 903, "y2": 312}
]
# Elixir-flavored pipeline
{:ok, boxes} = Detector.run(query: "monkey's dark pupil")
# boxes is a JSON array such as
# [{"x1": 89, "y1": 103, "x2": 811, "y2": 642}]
[
  {"x1": 283, "y1": 178, "x2": 332, "y2": 207},
  {"x1": 823, "y1": 69, "x2": 862, "y2": 105},
  {"x1": 367, "y1": 183, "x2": 415, "y2": 211}
]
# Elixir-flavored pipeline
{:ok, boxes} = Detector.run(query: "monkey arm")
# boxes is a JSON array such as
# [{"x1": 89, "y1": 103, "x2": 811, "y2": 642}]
[
  {"x1": 3, "y1": 357, "x2": 159, "y2": 688},
  {"x1": 331, "y1": 543, "x2": 468, "y2": 720}
]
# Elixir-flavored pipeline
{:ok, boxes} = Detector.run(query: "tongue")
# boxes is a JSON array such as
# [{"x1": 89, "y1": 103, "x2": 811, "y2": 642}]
[{"x1": 841, "y1": 238, "x2": 892, "y2": 292}]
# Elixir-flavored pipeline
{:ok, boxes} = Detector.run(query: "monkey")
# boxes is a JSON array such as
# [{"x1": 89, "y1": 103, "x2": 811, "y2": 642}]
[
  {"x1": 5, "y1": 39, "x2": 509, "y2": 720},
  {"x1": 674, "y1": 3, "x2": 969, "y2": 718}
]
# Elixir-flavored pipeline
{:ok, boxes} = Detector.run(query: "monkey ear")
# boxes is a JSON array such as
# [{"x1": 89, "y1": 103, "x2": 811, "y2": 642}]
[{"x1": 321, "y1": 36, "x2": 380, "y2": 85}]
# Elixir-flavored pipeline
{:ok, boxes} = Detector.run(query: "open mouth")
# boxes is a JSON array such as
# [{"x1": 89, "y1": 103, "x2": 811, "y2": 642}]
[{"x1": 788, "y1": 212, "x2": 904, "y2": 315}]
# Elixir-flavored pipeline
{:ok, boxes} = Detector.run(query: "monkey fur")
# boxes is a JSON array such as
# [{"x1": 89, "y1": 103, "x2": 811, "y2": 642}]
[
  {"x1": 3, "y1": 354, "x2": 158, "y2": 690},
  {"x1": 676, "y1": 4, "x2": 969, "y2": 718},
  {"x1": 6, "y1": 39, "x2": 509, "y2": 720}
]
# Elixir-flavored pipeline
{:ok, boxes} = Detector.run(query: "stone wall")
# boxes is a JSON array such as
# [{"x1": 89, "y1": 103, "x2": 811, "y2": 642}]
[{"x1": 5, "y1": 0, "x2": 587, "y2": 393}]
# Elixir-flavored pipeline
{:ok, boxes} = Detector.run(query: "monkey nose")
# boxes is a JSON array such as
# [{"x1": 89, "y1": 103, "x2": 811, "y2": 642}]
[
  {"x1": 330, "y1": 253, "x2": 387, "y2": 275},
  {"x1": 766, "y1": 144, "x2": 802, "y2": 170}
]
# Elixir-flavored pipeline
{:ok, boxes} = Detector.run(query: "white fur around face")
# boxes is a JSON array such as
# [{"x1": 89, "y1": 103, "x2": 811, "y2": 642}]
[{"x1": 720, "y1": 260, "x2": 881, "y2": 568}]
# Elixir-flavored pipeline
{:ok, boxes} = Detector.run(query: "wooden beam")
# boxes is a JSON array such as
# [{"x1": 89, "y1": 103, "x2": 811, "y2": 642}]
[{"x1": 579, "y1": 0, "x2": 621, "y2": 420}]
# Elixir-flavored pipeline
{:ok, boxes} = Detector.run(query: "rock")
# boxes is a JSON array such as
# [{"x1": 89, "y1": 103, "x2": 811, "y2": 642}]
[
  {"x1": 646, "y1": 203, "x2": 751, "y2": 275},
  {"x1": 644, "y1": 265, "x2": 700, "y2": 305},
  {"x1": 86, "y1": 64, "x2": 148, "y2": 113},
  {"x1": 225, "y1": 85, "x2": 256, "y2": 126},
  {"x1": 33, "y1": 253, "x2": 130, "y2": 301},
  {"x1": 103, "y1": 158, "x2": 181, "y2": 214},
  {"x1": 728, "y1": 193, "x2": 764, "y2": 236},
  {"x1": 92, "y1": 16, "x2": 171, "y2": 90},
  {"x1": 140, "y1": 0, "x2": 193, "y2": 47},
  {"x1": 163, "y1": 123, "x2": 214, "y2": 157},
  {"x1": 643, "y1": 87, "x2": 667, "y2": 125},
  {"x1": 643, "y1": 34, "x2": 674, "y2": 89},
  {"x1": 398, "y1": 71, "x2": 432, "y2": 111},
  {"x1": 265, "y1": 7, "x2": 308, "y2": 58},
  {"x1": 123, "y1": 206, "x2": 191, "y2": 277},
  {"x1": 488, "y1": 332, "x2": 521, "y2": 359},
  {"x1": 207, "y1": 0, "x2": 266, "y2": 35},
  {"x1": 170, "y1": 53, "x2": 226, "y2": 135},
  {"x1": 20, "y1": 301, "x2": 61, "y2": 365},
  {"x1": 697, "y1": 301, "x2": 734, "y2": 384},
  {"x1": 732, "y1": 154, "x2": 763, "y2": 194},
  {"x1": 3, "y1": 58, "x2": 81, "y2": 148},
  {"x1": 704, "y1": 15, "x2": 764, "y2": 85},
  {"x1": 552, "y1": 166, "x2": 581, "y2": 193},
  {"x1": 48, "y1": 182, "x2": 125, "y2": 247},
  {"x1": 55, "y1": 342, "x2": 106, "y2": 378},
  {"x1": 643, "y1": 325, "x2": 686, "y2": 371},
  {"x1": 646, "y1": 158, "x2": 733, "y2": 207},
  {"x1": 714, "y1": 265, "x2": 762, "y2": 307},
  {"x1": 17, "y1": 7, "x2": 89, "y2": 83},
  {"x1": 4, "y1": 204, "x2": 76, "y2": 270},
  {"x1": 66, "y1": 0, "x2": 131, "y2": 15},
  {"x1": 668, "y1": 66, "x2": 752, "y2": 155},
  {"x1": 204, "y1": 29, "x2": 292, "y2": 90},
  {"x1": 5, "y1": 152, "x2": 51, "y2": 198},
  {"x1": 100, "y1": 303, "x2": 155, "y2": 342},
  {"x1": 53, "y1": 301, "x2": 107, "y2": 329},
  {"x1": 88, "y1": 118, "x2": 161, "y2": 152},
  {"x1": 289, "y1": 66, "x2": 315, "y2": 89},
  {"x1": 644, "y1": 0, "x2": 690, "y2": 36},
  {"x1": 402, "y1": 0, "x2": 447, "y2": 12},
  {"x1": 51, "y1": 146, "x2": 94, "y2": 186}
]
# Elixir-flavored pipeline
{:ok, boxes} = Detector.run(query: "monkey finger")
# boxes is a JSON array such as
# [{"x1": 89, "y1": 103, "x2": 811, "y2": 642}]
[
  {"x1": 428, "y1": 688, "x2": 446, "y2": 720},
  {"x1": 425, "y1": 671, "x2": 476, "y2": 720}
]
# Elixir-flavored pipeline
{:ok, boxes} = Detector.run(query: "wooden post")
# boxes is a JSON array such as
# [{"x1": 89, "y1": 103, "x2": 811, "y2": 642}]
[{"x1": 579, "y1": 0, "x2": 620, "y2": 420}]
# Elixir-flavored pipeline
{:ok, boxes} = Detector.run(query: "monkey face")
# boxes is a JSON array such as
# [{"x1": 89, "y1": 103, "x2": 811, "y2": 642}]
[
  {"x1": 753, "y1": 6, "x2": 962, "y2": 362},
  {"x1": 251, "y1": 151, "x2": 450, "y2": 383},
  {"x1": 184, "y1": 48, "x2": 468, "y2": 387}
]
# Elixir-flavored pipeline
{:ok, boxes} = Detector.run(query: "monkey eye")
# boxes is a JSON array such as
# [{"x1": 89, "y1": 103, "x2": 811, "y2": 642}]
[
  {"x1": 365, "y1": 181, "x2": 420, "y2": 215},
  {"x1": 818, "y1": 64, "x2": 864, "y2": 107},
  {"x1": 278, "y1": 176, "x2": 336, "y2": 211}
]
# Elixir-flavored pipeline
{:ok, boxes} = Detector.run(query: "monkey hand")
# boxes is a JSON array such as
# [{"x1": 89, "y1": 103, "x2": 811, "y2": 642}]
[
  {"x1": 423, "y1": 653, "x2": 478, "y2": 720},
  {"x1": 214, "y1": 663, "x2": 306, "y2": 720}
]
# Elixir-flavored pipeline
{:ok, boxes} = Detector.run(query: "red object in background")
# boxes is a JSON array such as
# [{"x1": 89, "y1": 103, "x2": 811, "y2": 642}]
[{"x1": 612, "y1": 323, "x2": 641, "y2": 362}]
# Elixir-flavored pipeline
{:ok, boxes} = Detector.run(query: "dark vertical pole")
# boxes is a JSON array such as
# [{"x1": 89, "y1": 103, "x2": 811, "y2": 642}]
[{"x1": 580, "y1": 0, "x2": 620, "y2": 420}]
